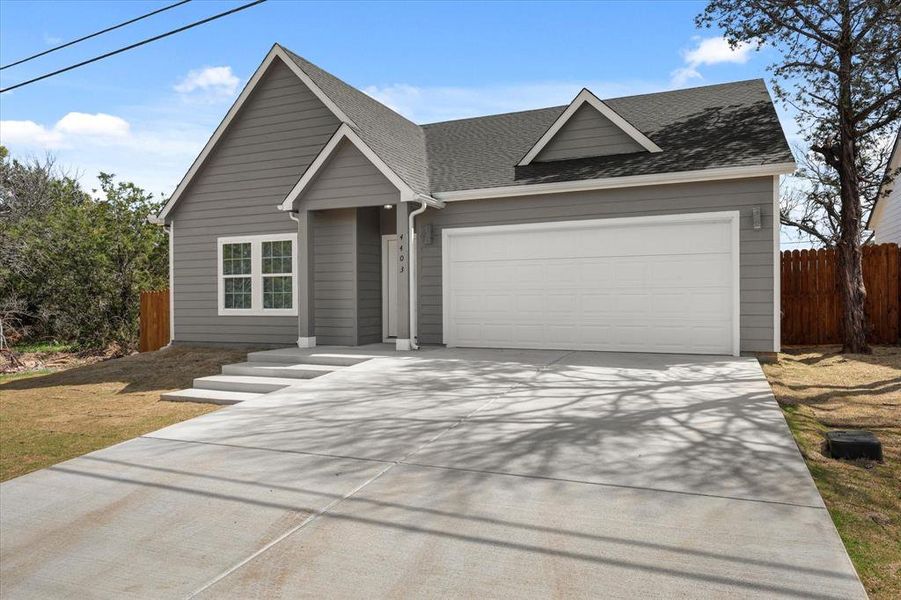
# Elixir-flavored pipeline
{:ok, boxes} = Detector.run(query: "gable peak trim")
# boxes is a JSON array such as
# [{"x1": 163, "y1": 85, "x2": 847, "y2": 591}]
[
  {"x1": 279, "y1": 124, "x2": 415, "y2": 210},
  {"x1": 517, "y1": 88, "x2": 662, "y2": 166},
  {"x1": 156, "y1": 45, "x2": 357, "y2": 222}
]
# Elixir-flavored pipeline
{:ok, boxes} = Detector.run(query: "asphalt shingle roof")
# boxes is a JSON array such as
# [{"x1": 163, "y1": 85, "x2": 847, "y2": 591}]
[
  {"x1": 422, "y1": 79, "x2": 794, "y2": 193},
  {"x1": 284, "y1": 46, "x2": 794, "y2": 197},
  {"x1": 282, "y1": 47, "x2": 431, "y2": 195}
]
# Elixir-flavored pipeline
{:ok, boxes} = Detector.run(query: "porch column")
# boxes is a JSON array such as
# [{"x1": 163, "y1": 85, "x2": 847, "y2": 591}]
[
  {"x1": 297, "y1": 208, "x2": 316, "y2": 348},
  {"x1": 395, "y1": 201, "x2": 411, "y2": 350}
]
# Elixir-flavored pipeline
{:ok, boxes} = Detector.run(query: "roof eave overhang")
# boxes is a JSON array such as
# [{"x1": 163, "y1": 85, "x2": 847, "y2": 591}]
[{"x1": 433, "y1": 162, "x2": 797, "y2": 202}]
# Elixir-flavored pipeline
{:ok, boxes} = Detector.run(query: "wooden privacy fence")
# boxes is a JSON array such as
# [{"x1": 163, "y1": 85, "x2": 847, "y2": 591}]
[
  {"x1": 781, "y1": 243, "x2": 900, "y2": 345},
  {"x1": 139, "y1": 289, "x2": 170, "y2": 352}
]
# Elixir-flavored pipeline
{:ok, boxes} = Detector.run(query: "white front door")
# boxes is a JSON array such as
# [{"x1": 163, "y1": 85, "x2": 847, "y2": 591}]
[
  {"x1": 442, "y1": 212, "x2": 740, "y2": 356},
  {"x1": 382, "y1": 235, "x2": 398, "y2": 340}
]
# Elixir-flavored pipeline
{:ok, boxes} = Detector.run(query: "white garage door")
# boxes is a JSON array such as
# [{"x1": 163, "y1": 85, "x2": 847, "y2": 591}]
[{"x1": 442, "y1": 212, "x2": 739, "y2": 355}]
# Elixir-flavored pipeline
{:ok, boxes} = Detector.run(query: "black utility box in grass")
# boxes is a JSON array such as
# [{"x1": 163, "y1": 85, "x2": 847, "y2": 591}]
[{"x1": 825, "y1": 430, "x2": 883, "y2": 461}]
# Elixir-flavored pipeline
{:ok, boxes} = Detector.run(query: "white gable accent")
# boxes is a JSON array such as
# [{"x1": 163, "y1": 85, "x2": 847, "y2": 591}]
[
  {"x1": 279, "y1": 123, "x2": 443, "y2": 210},
  {"x1": 517, "y1": 88, "x2": 662, "y2": 166},
  {"x1": 155, "y1": 44, "x2": 357, "y2": 223}
]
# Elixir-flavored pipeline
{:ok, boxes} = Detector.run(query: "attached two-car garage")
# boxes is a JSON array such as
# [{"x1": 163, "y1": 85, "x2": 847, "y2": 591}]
[{"x1": 441, "y1": 212, "x2": 740, "y2": 356}]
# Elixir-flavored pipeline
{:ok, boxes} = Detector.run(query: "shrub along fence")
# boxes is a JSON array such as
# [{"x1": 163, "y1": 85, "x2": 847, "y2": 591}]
[
  {"x1": 781, "y1": 243, "x2": 900, "y2": 345},
  {"x1": 139, "y1": 289, "x2": 170, "y2": 352}
]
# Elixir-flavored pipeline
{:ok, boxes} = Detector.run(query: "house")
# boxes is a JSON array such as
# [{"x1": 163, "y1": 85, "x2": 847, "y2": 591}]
[
  {"x1": 868, "y1": 131, "x2": 901, "y2": 243},
  {"x1": 153, "y1": 44, "x2": 795, "y2": 357}
]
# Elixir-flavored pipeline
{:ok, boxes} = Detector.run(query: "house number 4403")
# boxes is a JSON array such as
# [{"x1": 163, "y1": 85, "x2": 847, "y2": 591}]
[{"x1": 398, "y1": 233, "x2": 405, "y2": 273}]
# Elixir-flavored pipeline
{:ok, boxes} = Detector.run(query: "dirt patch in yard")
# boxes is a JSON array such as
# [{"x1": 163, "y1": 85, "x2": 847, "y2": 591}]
[
  {"x1": 762, "y1": 346, "x2": 900, "y2": 599},
  {"x1": 0, "y1": 346, "x2": 249, "y2": 482}
]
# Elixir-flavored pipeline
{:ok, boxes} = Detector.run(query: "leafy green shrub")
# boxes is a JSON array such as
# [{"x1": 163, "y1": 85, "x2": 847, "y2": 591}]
[{"x1": 1, "y1": 148, "x2": 167, "y2": 351}]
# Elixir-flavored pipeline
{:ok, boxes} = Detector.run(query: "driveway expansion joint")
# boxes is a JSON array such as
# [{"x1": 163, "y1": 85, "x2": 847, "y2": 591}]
[{"x1": 183, "y1": 352, "x2": 574, "y2": 598}]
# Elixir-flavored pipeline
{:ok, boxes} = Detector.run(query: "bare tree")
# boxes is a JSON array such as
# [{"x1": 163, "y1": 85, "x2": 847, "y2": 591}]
[
  {"x1": 781, "y1": 139, "x2": 893, "y2": 246},
  {"x1": 698, "y1": 0, "x2": 901, "y2": 353}
]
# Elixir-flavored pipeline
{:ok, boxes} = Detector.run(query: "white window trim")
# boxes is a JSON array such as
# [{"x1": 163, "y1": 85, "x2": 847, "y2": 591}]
[
  {"x1": 217, "y1": 233, "x2": 299, "y2": 316},
  {"x1": 518, "y1": 88, "x2": 662, "y2": 166},
  {"x1": 441, "y1": 211, "x2": 741, "y2": 357}
]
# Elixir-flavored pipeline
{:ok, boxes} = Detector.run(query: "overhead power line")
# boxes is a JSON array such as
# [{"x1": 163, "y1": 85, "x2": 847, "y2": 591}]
[
  {"x1": 1, "y1": 0, "x2": 193, "y2": 71},
  {"x1": 0, "y1": 0, "x2": 267, "y2": 94}
]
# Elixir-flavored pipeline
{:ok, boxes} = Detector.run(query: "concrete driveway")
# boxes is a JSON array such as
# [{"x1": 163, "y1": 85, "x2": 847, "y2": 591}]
[{"x1": 1, "y1": 348, "x2": 865, "y2": 599}]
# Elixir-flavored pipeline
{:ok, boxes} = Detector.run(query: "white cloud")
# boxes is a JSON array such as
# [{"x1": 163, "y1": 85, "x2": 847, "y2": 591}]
[
  {"x1": 671, "y1": 36, "x2": 759, "y2": 87},
  {"x1": 1, "y1": 112, "x2": 130, "y2": 149},
  {"x1": 684, "y1": 36, "x2": 757, "y2": 66},
  {"x1": 0, "y1": 109, "x2": 208, "y2": 196},
  {"x1": 670, "y1": 67, "x2": 703, "y2": 87},
  {"x1": 55, "y1": 112, "x2": 130, "y2": 138},
  {"x1": 0, "y1": 120, "x2": 63, "y2": 148},
  {"x1": 174, "y1": 66, "x2": 240, "y2": 98},
  {"x1": 364, "y1": 80, "x2": 657, "y2": 124}
]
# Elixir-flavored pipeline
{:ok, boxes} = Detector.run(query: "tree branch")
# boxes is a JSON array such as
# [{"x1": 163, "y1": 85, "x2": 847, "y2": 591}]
[
  {"x1": 780, "y1": 211, "x2": 834, "y2": 246},
  {"x1": 853, "y1": 87, "x2": 901, "y2": 125}
]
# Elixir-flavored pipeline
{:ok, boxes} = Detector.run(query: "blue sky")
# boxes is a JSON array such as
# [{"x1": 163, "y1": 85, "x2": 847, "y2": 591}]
[{"x1": 0, "y1": 1, "x2": 794, "y2": 199}]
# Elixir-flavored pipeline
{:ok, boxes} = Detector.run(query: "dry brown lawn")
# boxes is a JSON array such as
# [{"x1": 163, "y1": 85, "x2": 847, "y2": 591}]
[
  {"x1": 762, "y1": 346, "x2": 901, "y2": 599},
  {"x1": 0, "y1": 346, "x2": 249, "y2": 482}
]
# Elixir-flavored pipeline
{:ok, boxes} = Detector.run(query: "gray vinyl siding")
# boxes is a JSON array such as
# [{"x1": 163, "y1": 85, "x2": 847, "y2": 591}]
[
  {"x1": 304, "y1": 143, "x2": 399, "y2": 345},
  {"x1": 417, "y1": 176, "x2": 777, "y2": 353},
  {"x1": 299, "y1": 139, "x2": 399, "y2": 211},
  {"x1": 313, "y1": 209, "x2": 356, "y2": 345},
  {"x1": 356, "y1": 207, "x2": 383, "y2": 344},
  {"x1": 169, "y1": 57, "x2": 341, "y2": 345},
  {"x1": 535, "y1": 104, "x2": 645, "y2": 162}
]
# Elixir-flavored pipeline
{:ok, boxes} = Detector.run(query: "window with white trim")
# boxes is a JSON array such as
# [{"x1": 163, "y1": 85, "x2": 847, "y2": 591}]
[{"x1": 218, "y1": 234, "x2": 298, "y2": 316}]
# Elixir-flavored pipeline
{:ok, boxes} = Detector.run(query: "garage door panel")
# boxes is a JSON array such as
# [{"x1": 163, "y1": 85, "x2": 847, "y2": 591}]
[
  {"x1": 452, "y1": 220, "x2": 733, "y2": 263},
  {"x1": 443, "y1": 215, "x2": 738, "y2": 355},
  {"x1": 515, "y1": 294, "x2": 544, "y2": 313},
  {"x1": 650, "y1": 255, "x2": 730, "y2": 286},
  {"x1": 691, "y1": 291, "x2": 733, "y2": 317}
]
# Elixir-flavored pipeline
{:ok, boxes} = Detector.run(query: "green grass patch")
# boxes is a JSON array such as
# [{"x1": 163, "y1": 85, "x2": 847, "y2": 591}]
[
  {"x1": 10, "y1": 341, "x2": 76, "y2": 353},
  {"x1": 765, "y1": 347, "x2": 900, "y2": 599},
  {"x1": 0, "y1": 369, "x2": 54, "y2": 385}
]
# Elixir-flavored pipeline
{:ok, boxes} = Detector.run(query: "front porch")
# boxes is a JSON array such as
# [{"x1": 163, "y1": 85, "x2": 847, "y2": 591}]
[{"x1": 294, "y1": 202, "x2": 415, "y2": 351}]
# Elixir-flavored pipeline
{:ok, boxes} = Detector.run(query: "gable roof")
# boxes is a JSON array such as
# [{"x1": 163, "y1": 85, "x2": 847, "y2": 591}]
[
  {"x1": 280, "y1": 47, "x2": 431, "y2": 196},
  {"x1": 518, "y1": 88, "x2": 662, "y2": 165},
  {"x1": 155, "y1": 45, "x2": 361, "y2": 222},
  {"x1": 279, "y1": 123, "x2": 442, "y2": 209},
  {"x1": 155, "y1": 44, "x2": 431, "y2": 222},
  {"x1": 156, "y1": 46, "x2": 795, "y2": 221}
]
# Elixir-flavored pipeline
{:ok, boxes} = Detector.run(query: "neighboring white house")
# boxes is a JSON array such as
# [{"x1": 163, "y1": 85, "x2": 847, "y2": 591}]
[{"x1": 869, "y1": 131, "x2": 901, "y2": 243}]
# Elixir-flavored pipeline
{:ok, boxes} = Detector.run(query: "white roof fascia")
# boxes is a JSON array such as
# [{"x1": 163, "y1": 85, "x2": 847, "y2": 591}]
[{"x1": 434, "y1": 162, "x2": 798, "y2": 202}]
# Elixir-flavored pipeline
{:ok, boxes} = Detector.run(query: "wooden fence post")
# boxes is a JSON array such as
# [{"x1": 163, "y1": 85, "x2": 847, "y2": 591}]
[{"x1": 139, "y1": 289, "x2": 171, "y2": 352}]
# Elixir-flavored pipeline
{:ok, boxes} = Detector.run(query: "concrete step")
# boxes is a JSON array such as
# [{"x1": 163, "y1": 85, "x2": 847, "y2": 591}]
[
  {"x1": 221, "y1": 361, "x2": 339, "y2": 379},
  {"x1": 160, "y1": 388, "x2": 262, "y2": 405},
  {"x1": 246, "y1": 350, "x2": 373, "y2": 367},
  {"x1": 193, "y1": 375, "x2": 300, "y2": 394}
]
